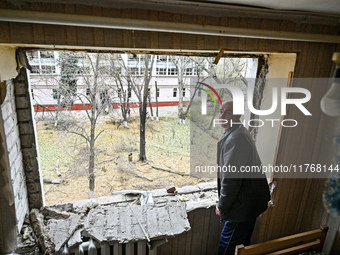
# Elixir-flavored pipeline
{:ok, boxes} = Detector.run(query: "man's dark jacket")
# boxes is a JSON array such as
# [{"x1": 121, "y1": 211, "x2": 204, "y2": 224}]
[{"x1": 217, "y1": 124, "x2": 270, "y2": 222}]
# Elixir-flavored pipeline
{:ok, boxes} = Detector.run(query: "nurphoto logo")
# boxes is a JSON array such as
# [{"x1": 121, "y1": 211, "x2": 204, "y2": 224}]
[{"x1": 198, "y1": 82, "x2": 312, "y2": 128}]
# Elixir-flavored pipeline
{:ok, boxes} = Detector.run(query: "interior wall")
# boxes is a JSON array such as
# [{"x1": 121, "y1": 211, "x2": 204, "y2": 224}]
[
  {"x1": 255, "y1": 53, "x2": 297, "y2": 178},
  {"x1": 0, "y1": 2, "x2": 339, "y2": 254},
  {"x1": 0, "y1": 46, "x2": 17, "y2": 82}
]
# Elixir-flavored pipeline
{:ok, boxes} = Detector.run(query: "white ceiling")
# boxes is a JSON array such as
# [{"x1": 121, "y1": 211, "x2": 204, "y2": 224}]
[
  {"x1": 193, "y1": 0, "x2": 340, "y2": 16},
  {"x1": 5, "y1": 0, "x2": 340, "y2": 17}
]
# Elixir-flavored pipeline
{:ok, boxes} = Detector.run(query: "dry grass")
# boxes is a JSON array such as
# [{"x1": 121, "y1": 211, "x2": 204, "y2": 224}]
[{"x1": 37, "y1": 113, "x2": 208, "y2": 205}]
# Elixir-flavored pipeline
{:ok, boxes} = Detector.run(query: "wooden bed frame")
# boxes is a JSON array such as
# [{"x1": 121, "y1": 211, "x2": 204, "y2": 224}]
[{"x1": 235, "y1": 226, "x2": 328, "y2": 255}]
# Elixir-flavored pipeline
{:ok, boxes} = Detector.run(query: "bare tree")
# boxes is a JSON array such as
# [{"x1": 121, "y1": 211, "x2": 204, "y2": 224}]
[
  {"x1": 54, "y1": 52, "x2": 79, "y2": 126},
  {"x1": 64, "y1": 53, "x2": 106, "y2": 199},
  {"x1": 169, "y1": 56, "x2": 192, "y2": 124},
  {"x1": 110, "y1": 54, "x2": 131, "y2": 128},
  {"x1": 127, "y1": 55, "x2": 155, "y2": 161}
]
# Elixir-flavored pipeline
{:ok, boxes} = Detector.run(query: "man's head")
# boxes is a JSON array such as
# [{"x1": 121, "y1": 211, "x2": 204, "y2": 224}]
[{"x1": 219, "y1": 101, "x2": 241, "y2": 131}]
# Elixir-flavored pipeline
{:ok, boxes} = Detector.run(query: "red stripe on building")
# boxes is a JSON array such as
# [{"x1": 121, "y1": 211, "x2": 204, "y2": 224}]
[{"x1": 33, "y1": 101, "x2": 189, "y2": 112}]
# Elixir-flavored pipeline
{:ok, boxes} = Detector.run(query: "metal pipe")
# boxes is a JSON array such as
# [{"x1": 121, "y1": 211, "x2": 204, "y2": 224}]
[{"x1": 0, "y1": 9, "x2": 340, "y2": 43}]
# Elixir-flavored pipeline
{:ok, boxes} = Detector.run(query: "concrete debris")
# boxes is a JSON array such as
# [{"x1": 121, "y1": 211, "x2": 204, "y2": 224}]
[
  {"x1": 111, "y1": 190, "x2": 154, "y2": 205},
  {"x1": 34, "y1": 181, "x2": 218, "y2": 251},
  {"x1": 176, "y1": 185, "x2": 200, "y2": 194},
  {"x1": 15, "y1": 224, "x2": 38, "y2": 254},
  {"x1": 41, "y1": 206, "x2": 71, "y2": 220},
  {"x1": 67, "y1": 229, "x2": 82, "y2": 249},
  {"x1": 30, "y1": 209, "x2": 56, "y2": 255},
  {"x1": 47, "y1": 203, "x2": 74, "y2": 213},
  {"x1": 82, "y1": 201, "x2": 190, "y2": 243},
  {"x1": 46, "y1": 213, "x2": 82, "y2": 252}
]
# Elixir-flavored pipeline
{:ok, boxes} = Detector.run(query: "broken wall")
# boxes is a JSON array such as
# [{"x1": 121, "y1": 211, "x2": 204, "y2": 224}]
[
  {"x1": 14, "y1": 68, "x2": 44, "y2": 210},
  {"x1": 0, "y1": 67, "x2": 44, "y2": 253},
  {"x1": 0, "y1": 78, "x2": 29, "y2": 236}
]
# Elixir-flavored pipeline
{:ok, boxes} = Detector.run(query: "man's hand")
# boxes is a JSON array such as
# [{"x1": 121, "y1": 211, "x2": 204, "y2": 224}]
[{"x1": 216, "y1": 206, "x2": 223, "y2": 216}]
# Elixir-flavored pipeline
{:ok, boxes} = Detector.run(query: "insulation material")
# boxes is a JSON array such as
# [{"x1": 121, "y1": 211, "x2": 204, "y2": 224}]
[{"x1": 0, "y1": 46, "x2": 18, "y2": 81}]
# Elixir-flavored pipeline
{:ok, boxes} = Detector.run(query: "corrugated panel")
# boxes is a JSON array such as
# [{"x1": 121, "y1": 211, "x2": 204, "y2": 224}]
[{"x1": 83, "y1": 201, "x2": 190, "y2": 243}]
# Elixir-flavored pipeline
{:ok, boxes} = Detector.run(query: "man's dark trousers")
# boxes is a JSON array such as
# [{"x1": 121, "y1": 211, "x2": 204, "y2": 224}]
[{"x1": 218, "y1": 219, "x2": 256, "y2": 255}]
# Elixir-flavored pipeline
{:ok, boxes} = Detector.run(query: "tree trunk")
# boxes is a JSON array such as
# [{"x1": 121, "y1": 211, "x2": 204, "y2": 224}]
[
  {"x1": 148, "y1": 93, "x2": 154, "y2": 121},
  {"x1": 54, "y1": 96, "x2": 61, "y2": 127},
  {"x1": 177, "y1": 72, "x2": 185, "y2": 124},
  {"x1": 155, "y1": 81, "x2": 159, "y2": 121},
  {"x1": 139, "y1": 56, "x2": 153, "y2": 161},
  {"x1": 139, "y1": 101, "x2": 147, "y2": 161},
  {"x1": 89, "y1": 117, "x2": 96, "y2": 199}
]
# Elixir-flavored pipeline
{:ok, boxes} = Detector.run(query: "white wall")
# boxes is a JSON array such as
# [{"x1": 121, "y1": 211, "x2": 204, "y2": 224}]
[
  {"x1": 1, "y1": 80, "x2": 29, "y2": 233},
  {"x1": 255, "y1": 53, "x2": 297, "y2": 179}
]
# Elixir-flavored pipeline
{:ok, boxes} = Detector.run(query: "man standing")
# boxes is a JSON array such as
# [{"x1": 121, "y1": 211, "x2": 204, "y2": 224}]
[{"x1": 216, "y1": 101, "x2": 270, "y2": 255}]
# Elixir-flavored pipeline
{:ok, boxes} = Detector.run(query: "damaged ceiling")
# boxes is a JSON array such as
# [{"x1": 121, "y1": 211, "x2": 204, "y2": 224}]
[
  {"x1": 4, "y1": 0, "x2": 340, "y2": 18},
  {"x1": 24, "y1": 182, "x2": 217, "y2": 254}
]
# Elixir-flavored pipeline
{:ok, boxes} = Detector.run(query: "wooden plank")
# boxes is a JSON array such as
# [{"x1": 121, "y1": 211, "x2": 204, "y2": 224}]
[
  {"x1": 184, "y1": 210, "x2": 195, "y2": 255},
  {"x1": 137, "y1": 241, "x2": 147, "y2": 255},
  {"x1": 267, "y1": 240, "x2": 321, "y2": 255},
  {"x1": 323, "y1": 216, "x2": 340, "y2": 255},
  {"x1": 173, "y1": 230, "x2": 182, "y2": 255},
  {"x1": 264, "y1": 179, "x2": 296, "y2": 240},
  {"x1": 171, "y1": 14, "x2": 182, "y2": 50},
  {"x1": 0, "y1": 22, "x2": 10, "y2": 43},
  {"x1": 101, "y1": 243, "x2": 110, "y2": 255},
  {"x1": 113, "y1": 243, "x2": 122, "y2": 255},
  {"x1": 149, "y1": 11, "x2": 159, "y2": 50},
  {"x1": 200, "y1": 208, "x2": 211, "y2": 253},
  {"x1": 236, "y1": 240, "x2": 322, "y2": 255},
  {"x1": 9, "y1": 22, "x2": 33, "y2": 44},
  {"x1": 149, "y1": 247, "x2": 157, "y2": 255},
  {"x1": 122, "y1": 9, "x2": 134, "y2": 49},
  {"x1": 92, "y1": 7, "x2": 105, "y2": 48},
  {"x1": 190, "y1": 208, "x2": 205, "y2": 254},
  {"x1": 157, "y1": 238, "x2": 172, "y2": 255},
  {"x1": 125, "y1": 242, "x2": 134, "y2": 255},
  {"x1": 295, "y1": 179, "x2": 317, "y2": 232},
  {"x1": 206, "y1": 206, "x2": 222, "y2": 254},
  {"x1": 236, "y1": 227, "x2": 327, "y2": 255},
  {"x1": 101, "y1": 8, "x2": 123, "y2": 48},
  {"x1": 62, "y1": 4, "x2": 78, "y2": 46}
]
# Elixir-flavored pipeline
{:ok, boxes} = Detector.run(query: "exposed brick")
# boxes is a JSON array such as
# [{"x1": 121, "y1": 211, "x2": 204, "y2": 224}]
[
  {"x1": 14, "y1": 82, "x2": 29, "y2": 96},
  {"x1": 16, "y1": 109, "x2": 31, "y2": 122},
  {"x1": 26, "y1": 181, "x2": 41, "y2": 194},
  {"x1": 18, "y1": 122, "x2": 34, "y2": 135},
  {"x1": 23, "y1": 158, "x2": 39, "y2": 175},
  {"x1": 28, "y1": 192, "x2": 43, "y2": 209},
  {"x1": 25, "y1": 172, "x2": 40, "y2": 185},
  {"x1": 15, "y1": 96, "x2": 30, "y2": 109},
  {"x1": 20, "y1": 134, "x2": 35, "y2": 148},
  {"x1": 22, "y1": 147, "x2": 37, "y2": 159}
]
